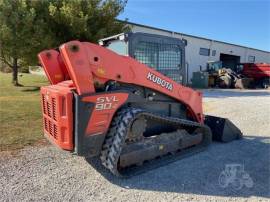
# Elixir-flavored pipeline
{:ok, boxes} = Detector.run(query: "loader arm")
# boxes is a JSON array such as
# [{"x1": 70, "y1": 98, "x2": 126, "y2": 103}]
[
  {"x1": 40, "y1": 41, "x2": 203, "y2": 123},
  {"x1": 38, "y1": 50, "x2": 70, "y2": 84}
]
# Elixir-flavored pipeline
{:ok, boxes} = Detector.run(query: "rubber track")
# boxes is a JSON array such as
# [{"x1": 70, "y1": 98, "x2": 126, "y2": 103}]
[{"x1": 100, "y1": 107, "x2": 212, "y2": 177}]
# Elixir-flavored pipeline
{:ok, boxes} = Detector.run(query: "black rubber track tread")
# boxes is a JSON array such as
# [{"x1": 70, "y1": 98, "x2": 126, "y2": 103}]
[{"x1": 100, "y1": 107, "x2": 212, "y2": 177}]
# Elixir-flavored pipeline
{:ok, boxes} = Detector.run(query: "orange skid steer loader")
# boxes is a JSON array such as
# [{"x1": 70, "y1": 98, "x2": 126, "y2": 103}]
[{"x1": 38, "y1": 39, "x2": 242, "y2": 177}]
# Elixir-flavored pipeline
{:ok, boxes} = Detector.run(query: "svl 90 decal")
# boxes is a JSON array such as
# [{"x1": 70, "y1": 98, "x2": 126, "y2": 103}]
[{"x1": 95, "y1": 96, "x2": 119, "y2": 110}]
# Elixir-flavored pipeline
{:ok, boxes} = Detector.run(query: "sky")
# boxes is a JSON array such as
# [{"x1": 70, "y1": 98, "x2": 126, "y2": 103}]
[{"x1": 118, "y1": 0, "x2": 270, "y2": 52}]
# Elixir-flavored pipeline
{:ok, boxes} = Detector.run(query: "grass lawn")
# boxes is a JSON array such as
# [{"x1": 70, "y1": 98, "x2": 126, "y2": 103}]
[{"x1": 0, "y1": 72, "x2": 49, "y2": 151}]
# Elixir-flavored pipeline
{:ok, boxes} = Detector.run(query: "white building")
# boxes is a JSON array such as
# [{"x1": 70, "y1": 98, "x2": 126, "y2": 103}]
[{"x1": 127, "y1": 22, "x2": 270, "y2": 82}]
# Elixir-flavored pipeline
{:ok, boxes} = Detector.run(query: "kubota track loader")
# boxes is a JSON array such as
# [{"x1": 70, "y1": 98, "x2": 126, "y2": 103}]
[{"x1": 38, "y1": 38, "x2": 242, "y2": 177}]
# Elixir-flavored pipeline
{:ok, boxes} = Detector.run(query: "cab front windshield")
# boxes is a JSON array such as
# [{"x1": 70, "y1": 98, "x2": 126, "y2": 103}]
[
  {"x1": 133, "y1": 41, "x2": 182, "y2": 83},
  {"x1": 207, "y1": 61, "x2": 223, "y2": 72}
]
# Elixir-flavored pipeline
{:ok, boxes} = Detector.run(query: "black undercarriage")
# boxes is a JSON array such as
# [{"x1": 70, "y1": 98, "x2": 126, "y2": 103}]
[
  {"x1": 74, "y1": 82, "x2": 242, "y2": 177},
  {"x1": 100, "y1": 107, "x2": 212, "y2": 177}
]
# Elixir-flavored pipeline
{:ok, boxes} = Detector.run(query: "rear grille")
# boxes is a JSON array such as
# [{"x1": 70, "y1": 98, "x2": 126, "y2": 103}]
[
  {"x1": 42, "y1": 95, "x2": 58, "y2": 140},
  {"x1": 47, "y1": 102, "x2": 51, "y2": 118},
  {"x1": 52, "y1": 98, "x2": 57, "y2": 121},
  {"x1": 48, "y1": 120, "x2": 53, "y2": 136},
  {"x1": 40, "y1": 86, "x2": 73, "y2": 150},
  {"x1": 42, "y1": 95, "x2": 46, "y2": 114},
  {"x1": 53, "y1": 124, "x2": 58, "y2": 139},
  {"x1": 43, "y1": 96, "x2": 57, "y2": 121},
  {"x1": 44, "y1": 118, "x2": 48, "y2": 131},
  {"x1": 43, "y1": 117, "x2": 59, "y2": 140}
]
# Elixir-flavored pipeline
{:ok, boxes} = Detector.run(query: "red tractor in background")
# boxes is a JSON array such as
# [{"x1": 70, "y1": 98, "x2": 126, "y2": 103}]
[{"x1": 237, "y1": 63, "x2": 270, "y2": 88}]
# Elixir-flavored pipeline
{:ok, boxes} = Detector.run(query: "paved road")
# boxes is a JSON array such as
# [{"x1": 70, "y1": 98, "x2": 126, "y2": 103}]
[{"x1": 1, "y1": 89, "x2": 269, "y2": 201}]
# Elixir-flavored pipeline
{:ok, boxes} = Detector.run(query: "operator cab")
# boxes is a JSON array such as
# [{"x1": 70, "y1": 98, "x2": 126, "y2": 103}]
[
  {"x1": 206, "y1": 61, "x2": 223, "y2": 73},
  {"x1": 99, "y1": 32, "x2": 187, "y2": 85}
]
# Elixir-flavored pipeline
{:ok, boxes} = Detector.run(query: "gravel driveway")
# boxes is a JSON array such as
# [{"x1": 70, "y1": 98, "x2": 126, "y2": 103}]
[{"x1": 1, "y1": 89, "x2": 270, "y2": 201}]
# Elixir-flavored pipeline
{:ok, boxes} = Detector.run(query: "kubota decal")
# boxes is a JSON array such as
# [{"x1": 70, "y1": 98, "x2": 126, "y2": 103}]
[
  {"x1": 95, "y1": 96, "x2": 119, "y2": 110},
  {"x1": 147, "y1": 72, "x2": 173, "y2": 91}
]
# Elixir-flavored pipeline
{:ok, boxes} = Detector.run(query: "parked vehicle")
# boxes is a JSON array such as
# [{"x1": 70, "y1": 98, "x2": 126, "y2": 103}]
[
  {"x1": 237, "y1": 63, "x2": 270, "y2": 88},
  {"x1": 37, "y1": 33, "x2": 242, "y2": 177}
]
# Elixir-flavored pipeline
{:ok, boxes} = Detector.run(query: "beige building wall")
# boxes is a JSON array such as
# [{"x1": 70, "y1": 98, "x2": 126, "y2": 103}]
[{"x1": 130, "y1": 24, "x2": 270, "y2": 82}]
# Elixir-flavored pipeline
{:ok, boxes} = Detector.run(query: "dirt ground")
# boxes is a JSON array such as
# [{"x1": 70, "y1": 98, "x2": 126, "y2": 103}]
[{"x1": 1, "y1": 89, "x2": 269, "y2": 202}]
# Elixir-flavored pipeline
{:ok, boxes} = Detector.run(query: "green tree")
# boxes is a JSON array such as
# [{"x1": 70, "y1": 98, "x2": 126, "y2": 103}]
[{"x1": 0, "y1": 0, "x2": 127, "y2": 86}]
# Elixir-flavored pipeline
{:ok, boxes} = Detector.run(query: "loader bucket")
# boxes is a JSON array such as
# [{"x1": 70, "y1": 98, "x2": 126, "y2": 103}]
[
  {"x1": 234, "y1": 78, "x2": 254, "y2": 89},
  {"x1": 204, "y1": 115, "x2": 242, "y2": 142}
]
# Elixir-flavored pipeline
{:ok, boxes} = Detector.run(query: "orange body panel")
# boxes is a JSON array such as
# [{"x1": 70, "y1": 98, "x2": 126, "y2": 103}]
[
  {"x1": 40, "y1": 82, "x2": 74, "y2": 150},
  {"x1": 58, "y1": 41, "x2": 203, "y2": 123},
  {"x1": 82, "y1": 93, "x2": 129, "y2": 135}
]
